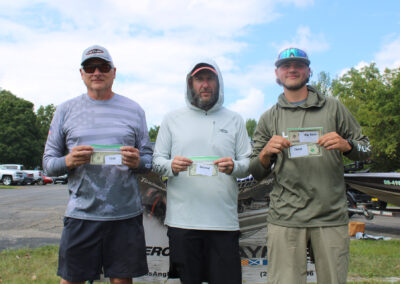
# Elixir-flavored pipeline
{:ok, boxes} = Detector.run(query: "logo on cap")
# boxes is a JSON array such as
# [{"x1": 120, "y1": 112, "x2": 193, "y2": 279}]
[
  {"x1": 86, "y1": 49, "x2": 105, "y2": 56},
  {"x1": 191, "y1": 66, "x2": 217, "y2": 77}
]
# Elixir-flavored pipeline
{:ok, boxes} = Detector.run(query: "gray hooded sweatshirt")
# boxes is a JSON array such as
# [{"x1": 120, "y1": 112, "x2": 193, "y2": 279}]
[{"x1": 152, "y1": 59, "x2": 251, "y2": 230}]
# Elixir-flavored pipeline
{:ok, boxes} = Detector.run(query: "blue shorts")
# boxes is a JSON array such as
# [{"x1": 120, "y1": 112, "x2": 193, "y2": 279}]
[
  {"x1": 57, "y1": 215, "x2": 148, "y2": 282},
  {"x1": 167, "y1": 227, "x2": 242, "y2": 284}
]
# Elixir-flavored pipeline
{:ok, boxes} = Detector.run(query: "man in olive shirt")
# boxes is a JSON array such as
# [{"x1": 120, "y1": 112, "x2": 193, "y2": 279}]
[{"x1": 249, "y1": 48, "x2": 371, "y2": 284}]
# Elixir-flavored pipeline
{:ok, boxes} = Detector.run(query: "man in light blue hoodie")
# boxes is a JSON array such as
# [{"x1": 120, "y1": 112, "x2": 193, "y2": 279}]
[{"x1": 153, "y1": 59, "x2": 251, "y2": 284}]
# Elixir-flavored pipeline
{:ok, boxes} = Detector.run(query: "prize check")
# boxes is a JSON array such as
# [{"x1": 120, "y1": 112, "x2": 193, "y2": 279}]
[
  {"x1": 287, "y1": 127, "x2": 322, "y2": 158},
  {"x1": 90, "y1": 151, "x2": 123, "y2": 165},
  {"x1": 90, "y1": 144, "x2": 123, "y2": 165},
  {"x1": 188, "y1": 156, "x2": 219, "y2": 177}
]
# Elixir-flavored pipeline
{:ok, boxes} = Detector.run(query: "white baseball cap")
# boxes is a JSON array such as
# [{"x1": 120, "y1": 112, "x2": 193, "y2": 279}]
[{"x1": 81, "y1": 45, "x2": 114, "y2": 67}]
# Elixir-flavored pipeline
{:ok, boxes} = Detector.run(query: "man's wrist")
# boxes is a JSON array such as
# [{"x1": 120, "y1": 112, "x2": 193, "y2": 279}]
[
  {"x1": 171, "y1": 164, "x2": 179, "y2": 176},
  {"x1": 344, "y1": 139, "x2": 354, "y2": 155},
  {"x1": 65, "y1": 155, "x2": 74, "y2": 169},
  {"x1": 259, "y1": 154, "x2": 271, "y2": 169}
]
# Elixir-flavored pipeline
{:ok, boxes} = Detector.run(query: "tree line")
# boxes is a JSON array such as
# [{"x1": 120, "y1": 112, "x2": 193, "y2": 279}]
[
  {"x1": 1, "y1": 63, "x2": 399, "y2": 171},
  {"x1": 0, "y1": 90, "x2": 55, "y2": 169},
  {"x1": 247, "y1": 64, "x2": 400, "y2": 172}
]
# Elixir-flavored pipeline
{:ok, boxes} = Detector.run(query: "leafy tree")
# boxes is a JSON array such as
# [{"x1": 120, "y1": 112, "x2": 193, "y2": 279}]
[
  {"x1": 311, "y1": 71, "x2": 332, "y2": 96},
  {"x1": 332, "y1": 63, "x2": 400, "y2": 171},
  {"x1": 149, "y1": 125, "x2": 160, "y2": 142},
  {"x1": 36, "y1": 104, "x2": 56, "y2": 167},
  {"x1": 0, "y1": 90, "x2": 42, "y2": 168},
  {"x1": 36, "y1": 104, "x2": 56, "y2": 137},
  {"x1": 246, "y1": 118, "x2": 257, "y2": 139},
  {"x1": 36, "y1": 104, "x2": 56, "y2": 143}
]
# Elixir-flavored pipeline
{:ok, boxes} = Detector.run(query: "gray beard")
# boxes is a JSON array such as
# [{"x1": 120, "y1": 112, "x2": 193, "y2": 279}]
[{"x1": 191, "y1": 91, "x2": 218, "y2": 111}]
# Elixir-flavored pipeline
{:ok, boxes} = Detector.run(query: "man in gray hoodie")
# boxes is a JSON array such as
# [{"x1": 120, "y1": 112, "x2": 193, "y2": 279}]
[
  {"x1": 249, "y1": 48, "x2": 371, "y2": 284},
  {"x1": 153, "y1": 59, "x2": 251, "y2": 284}
]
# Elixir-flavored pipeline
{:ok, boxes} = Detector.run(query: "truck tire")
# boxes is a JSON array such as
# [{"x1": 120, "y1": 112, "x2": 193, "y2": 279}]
[{"x1": 2, "y1": 175, "x2": 12, "y2": 186}]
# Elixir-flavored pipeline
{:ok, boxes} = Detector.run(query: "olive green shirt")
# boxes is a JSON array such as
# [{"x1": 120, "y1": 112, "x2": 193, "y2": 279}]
[{"x1": 249, "y1": 86, "x2": 371, "y2": 227}]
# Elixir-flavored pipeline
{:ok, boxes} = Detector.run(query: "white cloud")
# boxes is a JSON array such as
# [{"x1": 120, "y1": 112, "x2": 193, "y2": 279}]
[
  {"x1": 225, "y1": 61, "x2": 276, "y2": 91},
  {"x1": 374, "y1": 35, "x2": 400, "y2": 70},
  {"x1": 275, "y1": 26, "x2": 329, "y2": 54},
  {"x1": 335, "y1": 34, "x2": 400, "y2": 79},
  {"x1": 337, "y1": 61, "x2": 370, "y2": 78},
  {"x1": 0, "y1": 0, "x2": 316, "y2": 127},
  {"x1": 59, "y1": 0, "x2": 280, "y2": 37},
  {"x1": 117, "y1": 81, "x2": 185, "y2": 128},
  {"x1": 279, "y1": 0, "x2": 315, "y2": 7},
  {"x1": 227, "y1": 88, "x2": 271, "y2": 121}
]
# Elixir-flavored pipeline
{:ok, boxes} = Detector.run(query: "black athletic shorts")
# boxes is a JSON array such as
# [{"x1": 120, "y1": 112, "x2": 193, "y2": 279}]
[
  {"x1": 57, "y1": 215, "x2": 148, "y2": 282},
  {"x1": 167, "y1": 227, "x2": 242, "y2": 284}
]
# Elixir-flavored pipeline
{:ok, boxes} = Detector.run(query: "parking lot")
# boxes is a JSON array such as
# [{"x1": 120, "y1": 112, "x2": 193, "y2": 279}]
[
  {"x1": 0, "y1": 184, "x2": 67, "y2": 251},
  {"x1": 0, "y1": 184, "x2": 399, "y2": 252}
]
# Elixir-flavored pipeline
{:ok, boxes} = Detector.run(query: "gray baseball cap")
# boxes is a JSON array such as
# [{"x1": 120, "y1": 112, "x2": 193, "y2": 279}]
[{"x1": 81, "y1": 45, "x2": 114, "y2": 66}]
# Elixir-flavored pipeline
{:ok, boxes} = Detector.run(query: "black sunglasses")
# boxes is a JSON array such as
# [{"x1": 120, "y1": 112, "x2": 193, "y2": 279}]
[{"x1": 82, "y1": 63, "x2": 112, "y2": 73}]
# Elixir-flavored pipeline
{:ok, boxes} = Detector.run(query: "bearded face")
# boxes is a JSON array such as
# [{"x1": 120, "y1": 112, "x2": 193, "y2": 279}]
[
  {"x1": 190, "y1": 71, "x2": 219, "y2": 111},
  {"x1": 275, "y1": 61, "x2": 310, "y2": 91}
]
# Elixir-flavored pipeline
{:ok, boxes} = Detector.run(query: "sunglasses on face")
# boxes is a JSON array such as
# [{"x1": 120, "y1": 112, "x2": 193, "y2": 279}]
[
  {"x1": 278, "y1": 48, "x2": 308, "y2": 60},
  {"x1": 82, "y1": 63, "x2": 112, "y2": 73}
]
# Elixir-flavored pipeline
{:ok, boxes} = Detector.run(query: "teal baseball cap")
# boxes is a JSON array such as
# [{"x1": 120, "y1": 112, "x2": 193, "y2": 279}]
[{"x1": 275, "y1": 47, "x2": 310, "y2": 67}]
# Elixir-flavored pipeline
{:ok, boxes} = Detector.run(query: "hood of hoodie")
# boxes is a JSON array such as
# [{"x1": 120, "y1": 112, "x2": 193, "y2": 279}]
[
  {"x1": 185, "y1": 58, "x2": 224, "y2": 113},
  {"x1": 277, "y1": 85, "x2": 326, "y2": 109}
]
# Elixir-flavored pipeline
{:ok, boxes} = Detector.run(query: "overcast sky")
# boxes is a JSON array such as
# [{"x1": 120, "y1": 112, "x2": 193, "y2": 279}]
[{"x1": 1, "y1": 0, "x2": 400, "y2": 127}]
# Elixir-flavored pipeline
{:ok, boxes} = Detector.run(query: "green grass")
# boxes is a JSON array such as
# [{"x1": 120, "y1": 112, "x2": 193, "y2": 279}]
[
  {"x1": 0, "y1": 245, "x2": 59, "y2": 283},
  {"x1": 0, "y1": 185, "x2": 20, "y2": 189},
  {"x1": 348, "y1": 239, "x2": 400, "y2": 278},
  {"x1": 0, "y1": 240, "x2": 399, "y2": 283}
]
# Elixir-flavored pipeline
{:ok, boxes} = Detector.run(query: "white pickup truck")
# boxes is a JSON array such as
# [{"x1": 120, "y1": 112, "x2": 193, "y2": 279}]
[
  {"x1": 0, "y1": 165, "x2": 25, "y2": 185},
  {"x1": 0, "y1": 164, "x2": 42, "y2": 184}
]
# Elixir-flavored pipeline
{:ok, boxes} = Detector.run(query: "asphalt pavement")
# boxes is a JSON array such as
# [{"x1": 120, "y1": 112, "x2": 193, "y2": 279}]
[
  {"x1": 351, "y1": 213, "x2": 400, "y2": 239},
  {"x1": 0, "y1": 184, "x2": 399, "y2": 252},
  {"x1": 0, "y1": 184, "x2": 67, "y2": 251}
]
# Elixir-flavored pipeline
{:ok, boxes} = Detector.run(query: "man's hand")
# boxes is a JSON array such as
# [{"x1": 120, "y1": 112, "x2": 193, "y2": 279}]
[
  {"x1": 120, "y1": 146, "x2": 140, "y2": 169},
  {"x1": 171, "y1": 156, "x2": 193, "y2": 174},
  {"x1": 318, "y1": 132, "x2": 352, "y2": 152},
  {"x1": 214, "y1": 157, "x2": 234, "y2": 175},
  {"x1": 259, "y1": 135, "x2": 291, "y2": 168},
  {"x1": 65, "y1": 145, "x2": 93, "y2": 169}
]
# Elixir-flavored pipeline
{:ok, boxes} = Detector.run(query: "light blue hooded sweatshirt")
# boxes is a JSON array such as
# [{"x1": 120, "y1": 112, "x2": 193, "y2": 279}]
[{"x1": 152, "y1": 59, "x2": 251, "y2": 230}]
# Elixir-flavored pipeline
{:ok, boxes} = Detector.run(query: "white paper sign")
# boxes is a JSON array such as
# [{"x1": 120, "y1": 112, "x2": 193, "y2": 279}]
[
  {"x1": 196, "y1": 164, "x2": 213, "y2": 176},
  {"x1": 299, "y1": 131, "x2": 319, "y2": 143},
  {"x1": 105, "y1": 154, "x2": 122, "y2": 165},
  {"x1": 289, "y1": 144, "x2": 309, "y2": 158}
]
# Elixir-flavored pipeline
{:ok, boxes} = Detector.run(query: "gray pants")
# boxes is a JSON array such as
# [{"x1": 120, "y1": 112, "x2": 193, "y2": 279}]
[{"x1": 266, "y1": 223, "x2": 349, "y2": 284}]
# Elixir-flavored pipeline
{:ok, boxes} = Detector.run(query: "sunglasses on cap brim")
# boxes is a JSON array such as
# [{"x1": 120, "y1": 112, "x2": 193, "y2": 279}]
[{"x1": 278, "y1": 48, "x2": 308, "y2": 60}]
